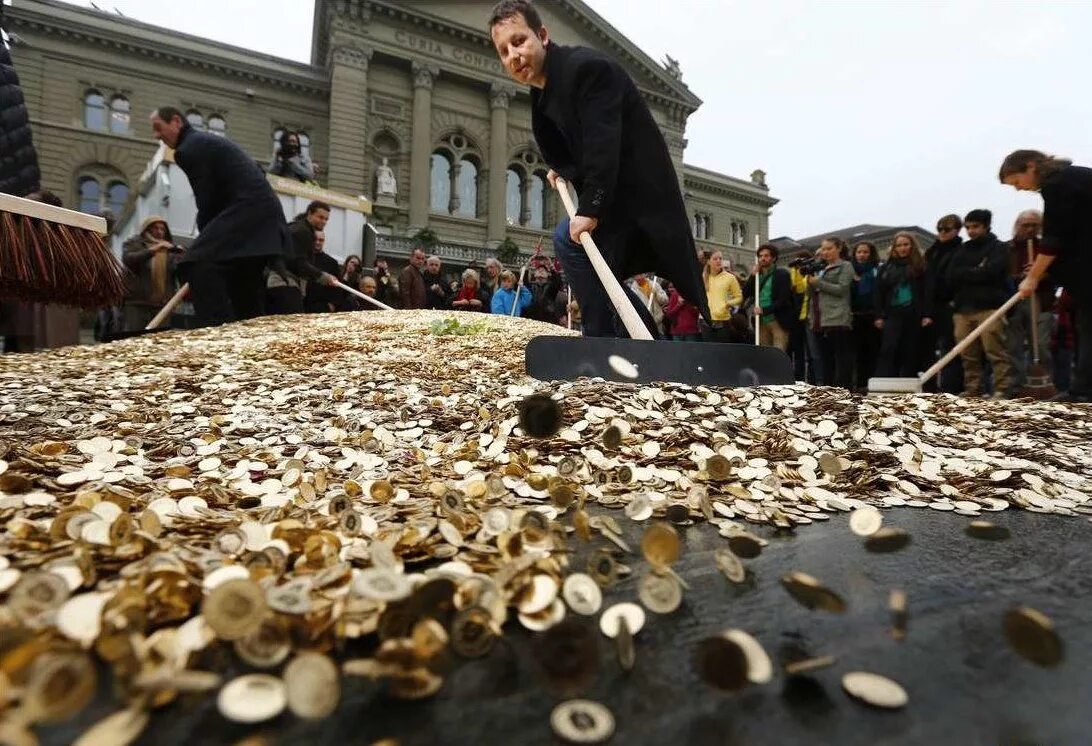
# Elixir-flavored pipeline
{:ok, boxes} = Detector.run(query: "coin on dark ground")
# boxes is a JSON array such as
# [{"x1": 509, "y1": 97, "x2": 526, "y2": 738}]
[
  {"x1": 641, "y1": 522, "x2": 681, "y2": 569},
  {"x1": 284, "y1": 652, "x2": 340, "y2": 719},
  {"x1": 202, "y1": 578, "x2": 268, "y2": 641},
  {"x1": 638, "y1": 571, "x2": 682, "y2": 614},
  {"x1": 727, "y1": 533, "x2": 762, "y2": 559},
  {"x1": 217, "y1": 674, "x2": 287, "y2": 723},
  {"x1": 452, "y1": 607, "x2": 497, "y2": 659},
  {"x1": 841, "y1": 671, "x2": 908, "y2": 709},
  {"x1": 781, "y1": 571, "x2": 846, "y2": 613},
  {"x1": 714, "y1": 548, "x2": 746, "y2": 583},
  {"x1": 518, "y1": 394, "x2": 563, "y2": 438},
  {"x1": 965, "y1": 520, "x2": 1011, "y2": 541},
  {"x1": 693, "y1": 634, "x2": 748, "y2": 691},
  {"x1": 551, "y1": 699, "x2": 615, "y2": 744},
  {"x1": 864, "y1": 527, "x2": 912, "y2": 553},
  {"x1": 1003, "y1": 606, "x2": 1063, "y2": 667}
]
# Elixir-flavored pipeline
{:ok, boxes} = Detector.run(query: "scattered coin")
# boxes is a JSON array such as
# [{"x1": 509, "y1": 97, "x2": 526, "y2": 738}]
[
  {"x1": 889, "y1": 589, "x2": 908, "y2": 641},
  {"x1": 607, "y1": 355, "x2": 639, "y2": 380},
  {"x1": 784, "y1": 655, "x2": 836, "y2": 676},
  {"x1": 726, "y1": 532, "x2": 762, "y2": 559},
  {"x1": 864, "y1": 527, "x2": 912, "y2": 553},
  {"x1": 714, "y1": 548, "x2": 746, "y2": 583},
  {"x1": 694, "y1": 634, "x2": 748, "y2": 691},
  {"x1": 849, "y1": 506, "x2": 883, "y2": 537},
  {"x1": 562, "y1": 573, "x2": 603, "y2": 616},
  {"x1": 638, "y1": 571, "x2": 682, "y2": 614},
  {"x1": 551, "y1": 699, "x2": 615, "y2": 744},
  {"x1": 781, "y1": 571, "x2": 846, "y2": 613},
  {"x1": 599, "y1": 603, "x2": 645, "y2": 638},
  {"x1": 217, "y1": 674, "x2": 288, "y2": 723},
  {"x1": 641, "y1": 522, "x2": 681, "y2": 569},
  {"x1": 202, "y1": 578, "x2": 268, "y2": 641},
  {"x1": 451, "y1": 607, "x2": 497, "y2": 659},
  {"x1": 841, "y1": 671, "x2": 908, "y2": 709},
  {"x1": 722, "y1": 629, "x2": 772, "y2": 684},
  {"x1": 284, "y1": 653, "x2": 340, "y2": 719},
  {"x1": 965, "y1": 520, "x2": 1011, "y2": 541},
  {"x1": 1003, "y1": 606, "x2": 1063, "y2": 667},
  {"x1": 518, "y1": 394, "x2": 563, "y2": 438}
]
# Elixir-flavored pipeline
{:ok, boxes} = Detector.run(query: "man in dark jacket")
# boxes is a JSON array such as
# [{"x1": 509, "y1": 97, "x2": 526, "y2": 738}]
[
  {"x1": 743, "y1": 244, "x2": 794, "y2": 351},
  {"x1": 268, "y1": 200, "x2": 337, "y2": 315},
  {"x1": 421, "y1": 255, "x2": 451, "y2": 311},
  {"x1": 399, "y1": 248, "x2": 428, "y2": 310},
  {"x1": 303, "y1": 232, "x2": 341, "y2": 313},
  {"x1": 920, "y1": 214, "x2": 965, "y2": 393},
  {"x1": 150, "y1": 106, "x2": 289, "y2": 327},
  {"x1": 121, "y1": 216, "x2": 184, "y2": 330},
  {"x1": 946, "y1": 209, "x2": 1013, "y2": 398},
  {"x1": 0, "y1": 37, "x2": 40, "y2": 196},
  {"x1": 489, "y1": 1, "x2": 708, "y2": 338}
]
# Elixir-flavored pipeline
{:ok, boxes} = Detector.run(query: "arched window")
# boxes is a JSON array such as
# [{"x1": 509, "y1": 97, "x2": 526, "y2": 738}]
[
  {"x1": 78, "y1": 177, "x2": 101, "y2": 214},
  {"x1": 430, "y1": 153, "x2": 452, "y2": 214},
  {"x1": 528, "y1": 172, "x2": 546, "y2": 230},
  {"x1": 84, "y1": 90, "x2": 107, "y2": 131},
  {"x1": 506, "y1": 169, "x2": 522, "y2": 225},
  {"x1": 185, "y1": 110, "x2": 204, "y2": 130},
  {"x1": 455, "y1": 158, "x2": 478, "y2": 218},
  {"x1": 298, "y1": 132, "x2": 311, "y2": 159},
  {"x1": 109, "y1": 96, "x2": 130, "y2": 134},
  {"x1": 208, "y1": 115, "x2": 226, "y2": 136},
  {"x1": 106, "y1": 181, "x2": 129, "y2": 215}
]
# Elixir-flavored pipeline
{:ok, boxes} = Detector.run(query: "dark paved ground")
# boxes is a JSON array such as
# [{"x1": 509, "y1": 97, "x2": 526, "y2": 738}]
[{"x1": 43, "y1": 507, "x2": 1092, "y2": 746}]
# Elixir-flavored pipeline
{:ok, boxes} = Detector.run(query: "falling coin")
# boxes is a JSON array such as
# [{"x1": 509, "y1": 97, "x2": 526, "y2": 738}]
[
  {"x1": 551, "y1": 699, "x2": 615, "y2": 744},
  {"x1": 1003, "y1": 606, "x2": 1063, "y2": 667},
  {"x1": 518, "y1": 394, "x2": 563, "y2": 438},
  {"x1": 965, "y1": 520, "x2": 1011, "y2": 541},
  {"x1": 615, "y1": 615, "x2": 636, "y2": 671},
  {"x1": 864, "y1": 527, "x2": 911, "y2": 553},
  {"x1": 784, "y1": 655, "x2": 836, "y2": 676},
  {"x1": 217, "y1": 674, "x2": 288, "y2": 723},
  {"x1": 638, "y1": 571, "x2": 682, "y2": 614},
  {"x1": 694, "y1": 634, "x2": 748, "y2": 691},
  {"x1": 354, "y1": 567, "x2": 412, "y2": 603},
  {"x1": 726, "y1": 533, "x2": 762, "y2": 560},
  {"x1": 641, "y1": 522, "x2": 681, "y2": 570},
  {"x1": 562, "y1": 573, "x2": 603, "y2": 616},
  {"x1": 723, "y1": 629, "x2": 772, "y2": 684},
  {"x1": 602, "y1": 425, "x2": 622, "y2": 450},
  {"x1": 202, "y1": 578, "x2": 268, "y2": 641},
  {"x1": 781, "y1": 571, "x2": 846, "y2": 613},
  {"x1": 714, "y1": 548, "x2": 746, "y2": 583},
  {"x1": 21, "y1": 652, "x2": 97, "y2": 723},
  {"x1": 849, "y1": 507, "x2": 883, "y2": 537},
  {"x1": 889, "y1": 589, "x2": 908, "y2": 641},
  {"x1": 841, "y1": 671, "x2": 908, "y2": 709},
  {"x1": 624, "y1": 494, "x2": 653, "y2": 522},
  {"x1": 607, "y1": 355, "x2": 640, "y2": 380},
  {"x1": 284, "y1": 653, "x2": 340, "y2": 719},
  {"x1": 599, "y1": 602, "x2": 645, "y2": 638},
  {"x1": 451, "y1": 606, "x2": 497, "y2": 659}
]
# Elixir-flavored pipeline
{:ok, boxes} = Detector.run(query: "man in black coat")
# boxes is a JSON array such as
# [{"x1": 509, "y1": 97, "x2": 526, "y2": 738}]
[
  {"x1": 488, "y1": 1, "x2": 708, "y2": 338},
  {"x1": 150, "y1": 106, "x2": 290, "y2": 327},
  {"x1": 742, "y1": 244, "x2": 794, "y2": 351},
  {"x1": 920, "y1": 214, "x2": 965, "y2": 393},
  {"x1": 0, "y1": 30, "x2": 40, "y2": 197},
  {"x1": 268, "y1": 200, "x2": 337, "y2": 315},
  {"x1": 303, "y1": 232, "x2": 341, "y2": 313}
]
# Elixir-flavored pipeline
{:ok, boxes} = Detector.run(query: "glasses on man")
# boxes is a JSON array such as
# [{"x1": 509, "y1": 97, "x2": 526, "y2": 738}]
[{"x1": 937, "y1": 226, "x2": 958, "y2": 233}]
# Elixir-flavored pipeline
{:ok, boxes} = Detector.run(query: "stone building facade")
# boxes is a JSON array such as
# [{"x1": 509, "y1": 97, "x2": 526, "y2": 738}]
[{"x1": 7, "y1": 0, "x2": 777, "y2": 268}]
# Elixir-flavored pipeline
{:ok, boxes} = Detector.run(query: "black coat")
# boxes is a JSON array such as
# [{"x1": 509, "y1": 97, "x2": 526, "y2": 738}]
[
  {"x1": 922, "y1": 236, "x2": 961, "y2": 319},
  {"x1": 742, "y1": 267, "x2": 796, "y2": 330},
  {"x1": 284, "y1": 215, "x2": 324, "y2": 282},
  {"x1": 303, "y1": 251, "x2": 340, "y2": 311},
  {"x1": 531, "y1": 43, "x2": 708, "y2": 322},
  {"x1": 946, "y1": 232, "x2": 1010, "y2": 313},
  {"x1": 1041, "y1": 165, "x2": 1092, "y2": 299},
  {"x1": 173, "y1": 124, "x2": 289, "y2": 266},
  {"x1": 874, "y1": 258, "x2": 925, "y2": 317},
  {"x1": 0, "y1": 43, "x2": 40, "y2": 197},
  {"x1": 422, "y1": 270, "x2": 451, "y2": 310}
]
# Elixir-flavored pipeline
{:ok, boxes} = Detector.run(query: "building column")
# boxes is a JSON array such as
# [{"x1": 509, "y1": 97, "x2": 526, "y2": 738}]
[
  {"x1": 448, "y1": 159, "x2": 462, "y2": 215},
  {"x1": 519, "y1": 172, "x2": 532, "y2": 227},
  {"x1": 487, "y1": 83, "x2": 514, "y2": 245},
  {"x1": 327, "y1": 45, "x2": 372, "y2": 195},
  {"x1": 408, "y1": 61, "x2": 438, "y2": 233}
]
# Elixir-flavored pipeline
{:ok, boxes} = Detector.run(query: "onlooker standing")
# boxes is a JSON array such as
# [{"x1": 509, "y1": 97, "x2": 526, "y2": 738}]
[
  {"x1": 399, "y1": 248, "x2": 427, "y2": 310},
  {"x1": 268, "y1": 200, "x2": 337, "y2": 315},
  {"x1": 373, "y1": 258, "x2": 399, "y2": 308},
  {"x1": 1001, "y1": 149, "x2": 1092, "y2": 402},
  {"x1": 121, "y1": 215, "x2": 184, "y2": 331},
  {"x1": 303, "y1": 232, "x2": 341, "y2": 313},
  {"x1": 527, "y1": 266, "x2": 563, "y2": 323},
  {"x1": 874, "y1": 232, "x2": 927, "y2": 377},
  {"x1": 490, "y1": 270, "x2": 532, "y2": 316},
  {"x1": 851, "y1": 241, "x2": 881, "y2": 389},
  {"x1": 700, "y1": 250, "x2": 744, "y2": 342},
  {"x1": 788, "y1": 250, "x2": 813, "y2": 381},
  {"x1": 481, "y1": 257, "x2": 504, "y2": 309},
  {"x1": 1052, "y1": 290, "x2": 1075, "y2": 394},
  {"x1": 1005, "y1": 209, "x2": 1053, "y2": 389},
  {"x1": 946, "y1": 209, "x2": 1013, "y2": 398},
  {"x1": 336, "y1": 256, "x2": 364, "y2": 311},
  {"x1": 664, "y1": 286, "x2": 701, "y2": 341},
  {"x1": 451, "y1": 268, "x2": 489, "y2": 313},
  {"x1": 921, "y1": 215, "x2": 964, "y2": 393},
  {"x1": 267, "y1": 131, "x2": 316, "y2": 183},
  {"x1": 809, "y1": 237, "x2": 854, "y2": 388},
  {"x1": 359, "y1": 276, "x2": 380, "y2": 311},
  {"x1": 744, "y1": 244, "x2": 794, "y2": 351},
  {"x1": 629, "y1": 274, "x2": 668, "y2": 335},
  {"x1": 422, "y1": 255, "x2": 451, "y2": 310}
]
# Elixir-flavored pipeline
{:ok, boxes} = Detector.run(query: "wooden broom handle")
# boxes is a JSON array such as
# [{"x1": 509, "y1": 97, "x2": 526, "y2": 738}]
[
  {"x1": 0, "y1": 192, "x2": 108, "y2": 234},
  {"x1": 918, "y1": 291, "x2": 1023, "y2": 384},
  {"x1": 335, "y1": 280, "x2": 394, "y2": 311},
  {"x1": 145, "y1": 283, "x2": 190, "y2": 330},
  {"x1": 554, "y1": 178, "x2": 652, "y2": 340},
  {"x1": 1027, "y1": 239, "x2": 1041, "y2": 364},
  {"x1": 510, "y1": 265, "x2": 528, "y2": 317}
]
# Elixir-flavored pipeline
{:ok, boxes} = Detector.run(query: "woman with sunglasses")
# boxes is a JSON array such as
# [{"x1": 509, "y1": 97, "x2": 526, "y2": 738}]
[{"x1": 1000, "y1": 150, "x2": 1092, "y2": 402}]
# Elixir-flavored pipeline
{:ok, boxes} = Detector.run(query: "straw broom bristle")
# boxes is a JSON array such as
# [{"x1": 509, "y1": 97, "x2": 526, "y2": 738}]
[{"x1": 0, "y1": 210, "x2": 128, "y2": 308}]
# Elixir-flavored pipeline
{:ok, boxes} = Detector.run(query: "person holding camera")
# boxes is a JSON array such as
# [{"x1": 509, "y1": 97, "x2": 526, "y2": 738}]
[
  {"x1": 808, "y1": 237, "x2": 855, "y2": 389},
  {"x1": 267, "y1": 130, "x2": 316, "y2": 184},
  {"x1": 121, "y1": 215, "x2": 184, "y2": 331}
]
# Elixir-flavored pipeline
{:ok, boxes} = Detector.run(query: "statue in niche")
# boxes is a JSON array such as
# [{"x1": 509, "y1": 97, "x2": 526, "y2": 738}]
[{"x1": 376, "y1": 157, "x2": 397, "y2": 198}]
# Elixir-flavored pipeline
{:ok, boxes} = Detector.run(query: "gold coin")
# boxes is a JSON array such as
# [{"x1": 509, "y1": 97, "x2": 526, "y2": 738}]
[
  {"x1": 848, "y1": 507, "x2": 883, "y2": 537},
  {"x1": 965, "y1": 520, "x2": 1010, "y2": 541},
  {"x1": 641, "y1": 522, "x2": 681, "y2": 569},
  {"x1": 841, "y1": 671, "x2": 908, "y2": 709},
  {"x1": 784, "y1": 654, "x2": 836, "y2": 676},
  {"x1": 9, "y1": 570, "x2": 70, "y2": 624},
  {"x1": 889, "y1": 589, "x2": 908, "y2": 641},
  {"x1": 328, "y1": 494, "x2": 352, "y2": 516},
  {"x1": 518, "y1": 394, "x2": 563, "y2": 438},
  {"x1": 22, "y1": 652, "x2": 97, "y2": 723},
  {"x1": 864, "y1": 527, "x2": 911, "y2": 553},
  {"x1": 714, "y1": 548, "x2": 746, "y2": 583},
  {"x1": 451, "y1": 606, "x2": 497, "y2": 658},
  {"x1": 234, "y1": 617, "x2": 292, "y2": 669},
  {"x1": 637, "y1": 571, "x2": 682, "y2": 614},
  {"x1": 284, "y1": 653, "x2": 340, "y2": 719},
  {"x1": 705, "y1": 455, "x2": 731, "y2": 480},
  {"x1": 602, "y1": 426, "x2": 622, "y2": 450},
  {"x1": 693, "y1": 634, "x2": 748, "y2": 691},
  {"x1": 781, "y1": 571, "x2": 846, "y2": 613},
  {"x1": 550, "y1": 699, "x2": 615, "y2": 744},
  {"x1": 1003, "y1": 606, "x2": 1063, "y2": 667},
  {"x1": 726, "y1": 533, "x2": 762, "y2": 560},
  {"x1": 202, "y1": 578, "x2": 268, "y2": 640},
  {"x1": 217, "y1": 673, "x2": 287, "y2": 723},
  {"x1": 370, "y1": 480, "x2": 394, "y2": 502}
]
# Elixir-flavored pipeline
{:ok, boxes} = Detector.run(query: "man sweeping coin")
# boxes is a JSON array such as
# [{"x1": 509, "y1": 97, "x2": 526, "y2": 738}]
[{"x1": 489, "y1": 0, "x2": 710, "y2": 338}]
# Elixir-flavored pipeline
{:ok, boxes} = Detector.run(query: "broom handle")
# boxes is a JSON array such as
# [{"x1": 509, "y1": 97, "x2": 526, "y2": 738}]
[
  {"x1": 1027, "y1": 239, "x2": 1041, "y2": 365},
  {"x1": 0, "y1": 192, "x2": 108, "y2": 234},
  {"x1": 554, "y1": 178, "x2": 652, "y2": 340},
  {"x1": 754, "y1": 271, "x2": 761, "y2": 345},
  {"x1": 919, "y1": 291, "x2": 1023, "y2": 384},
  {"x1": 335, "y1": 280, "x2": 394, "y2": 311},
  {"x1": 145, "y1": 283, "x2": 190, "y2": 330},
  {"x1": 566, "y1": 285, "x2": 573, "y2": 330},
  {"x1": 510, "y1": 265, "x2": 528, "y2": 317}
]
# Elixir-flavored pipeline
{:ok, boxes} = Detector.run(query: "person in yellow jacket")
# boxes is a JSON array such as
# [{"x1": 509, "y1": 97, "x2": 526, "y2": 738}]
[
  {"x1": 700, "y1": 250, "x2": 745, "y2": 342},
  {"x1": 788, "y1": 251, "x2": 812, "y2": 381}
]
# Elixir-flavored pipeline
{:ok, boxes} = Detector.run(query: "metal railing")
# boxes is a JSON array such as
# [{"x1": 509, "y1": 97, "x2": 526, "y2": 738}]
[{"x1": 375, "y1": 234, "x2": 542, "y2": 266}]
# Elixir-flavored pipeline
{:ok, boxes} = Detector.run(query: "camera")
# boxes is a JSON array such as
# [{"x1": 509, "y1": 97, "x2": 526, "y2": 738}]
[{"x1": 789, "y1": 257, "x2": 826, "y2": 276}]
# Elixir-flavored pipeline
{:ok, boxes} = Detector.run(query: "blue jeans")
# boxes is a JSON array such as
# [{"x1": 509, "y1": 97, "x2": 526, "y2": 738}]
[{"x1": 552, "y1": 218, "x2": 660, "y2": 338}]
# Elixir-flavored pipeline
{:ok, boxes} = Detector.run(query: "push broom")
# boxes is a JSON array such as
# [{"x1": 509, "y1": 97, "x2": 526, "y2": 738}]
[
  {"x1": 0, "y1": 193, "x2": 127, "y2": 308},
  {"x1": 868, "y1": 290, "x2": 1023, "y2": 396},
  {"x1": 1019, "y1": 238, "x2": 1056, "y2": 399}
]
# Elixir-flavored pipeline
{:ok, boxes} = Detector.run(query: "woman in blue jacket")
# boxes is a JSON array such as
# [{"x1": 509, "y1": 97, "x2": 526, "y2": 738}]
[
  {"x1": 874, "y1": 233, "x2": 927, "y2": 377},
  {"x1": 490, "y1": 270, "x2": 533, "y2": 316}
]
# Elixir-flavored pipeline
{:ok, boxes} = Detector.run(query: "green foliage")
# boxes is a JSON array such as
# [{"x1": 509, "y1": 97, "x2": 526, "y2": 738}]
[
  {"x1": 413, "y1": 227, "x2": 440, "y2": 249},
  {"x1": 495, "y1": 237, "x2": 520, "y2": 265},
  {"x1": 428, "y1": 317, "x2": 491, "y2": 337}
]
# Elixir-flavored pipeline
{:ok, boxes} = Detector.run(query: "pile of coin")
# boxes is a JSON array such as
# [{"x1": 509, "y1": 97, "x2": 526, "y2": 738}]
[{"x1": 0, "y1": 310, "x2": 1086, "y2": 741}]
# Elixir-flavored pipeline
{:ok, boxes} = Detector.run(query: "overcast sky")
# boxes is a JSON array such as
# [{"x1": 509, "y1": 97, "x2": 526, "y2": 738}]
[{"x1": 55, "y1": 0, "x2": 1092, "y2": 240}]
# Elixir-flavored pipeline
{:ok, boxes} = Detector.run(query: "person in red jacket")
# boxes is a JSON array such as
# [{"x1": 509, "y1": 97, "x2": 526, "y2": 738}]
[{"x1": 664, "y1": 284, "x2": 701, "y2": 341}]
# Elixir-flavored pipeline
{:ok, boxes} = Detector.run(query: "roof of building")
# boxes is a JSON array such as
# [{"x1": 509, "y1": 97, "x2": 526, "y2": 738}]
[{"x1": 791, "y1": 224, "x2": 937, "y2": 249}]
